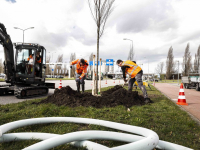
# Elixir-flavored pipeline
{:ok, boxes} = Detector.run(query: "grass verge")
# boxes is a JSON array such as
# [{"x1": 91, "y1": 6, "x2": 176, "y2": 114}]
[
  {"x1": 0, "y1": 78, "x2": 5, "y2": 82},
  {"x1": 0, "y1": 85, "x2": 200, "y2": 150}
]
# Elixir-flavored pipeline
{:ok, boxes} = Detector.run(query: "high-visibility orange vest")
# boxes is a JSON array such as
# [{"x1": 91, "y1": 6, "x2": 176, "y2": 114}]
[
  {"x1": 70, "y1": 59, "x2": 88, "y2": 79},
  {"x1": 122, "y1": 60, "x2": 142, "y2": 78},
  {"x1": 27, "y1": 54, "x2": 41, "y2": 63}
]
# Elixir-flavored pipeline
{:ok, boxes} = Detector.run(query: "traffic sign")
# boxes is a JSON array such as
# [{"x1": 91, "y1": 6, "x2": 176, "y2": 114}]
[
  {"x1": 52, "y1": 69, "x2": 54, "y2": 71},
  {"x1": 106, "y1": 59, "x2": 114, "y2": 66},
  {"x1": 89, "y1": 61, "x2": 102, "y2": 66}
]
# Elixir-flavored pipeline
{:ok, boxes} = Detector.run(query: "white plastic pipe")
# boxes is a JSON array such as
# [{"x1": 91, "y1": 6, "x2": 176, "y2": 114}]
[
  {"x1": 0, "y1": 133, "x2": 108, "y2": 150},
  {"x1": 0, "y1": 132, "x2": 193, "y2": 150},
  {"x1": 0, "y1": 117, "x2": 159, "y2": 150},
  {"x1": 0, "y1": 117, "x2": 193, "y2": 150}
]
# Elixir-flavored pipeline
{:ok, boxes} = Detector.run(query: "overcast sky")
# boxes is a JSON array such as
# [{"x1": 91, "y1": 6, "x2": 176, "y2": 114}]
[{"x1": 1, "y1": 0, "x2": 200, "y2": 74}]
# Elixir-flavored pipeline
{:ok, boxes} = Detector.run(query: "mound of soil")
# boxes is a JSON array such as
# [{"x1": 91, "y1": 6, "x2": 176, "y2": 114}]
[{"x1": 35, "y1": 85, "x2": 146, "y2": 108}]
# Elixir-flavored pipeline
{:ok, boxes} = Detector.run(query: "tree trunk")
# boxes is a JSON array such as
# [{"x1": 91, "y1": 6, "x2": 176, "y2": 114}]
[{"x1": 96, "y1": 31, "x2": 100, "y2": 95}]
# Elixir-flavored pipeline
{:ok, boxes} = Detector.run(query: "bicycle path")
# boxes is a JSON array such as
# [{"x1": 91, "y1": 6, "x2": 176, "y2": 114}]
[{"x1": 154, "y1": 83, "x2": 200, "y2": 125}]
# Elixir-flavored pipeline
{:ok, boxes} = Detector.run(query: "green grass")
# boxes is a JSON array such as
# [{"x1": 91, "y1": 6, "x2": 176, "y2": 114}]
[
  {"x1": 0, "y1": 78, "x2": 5, "y2": 82},
  {"x1": 0, "y1": 85, "x2": 200, "y2": 150},
  {"x1": 148, "y1": 79, "x2": 182, "y2": 84}
]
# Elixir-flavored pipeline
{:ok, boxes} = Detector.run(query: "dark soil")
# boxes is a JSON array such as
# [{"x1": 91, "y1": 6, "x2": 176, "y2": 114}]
[{"x1": 34, "y1": 85, "x2": 146, "y2": 108}]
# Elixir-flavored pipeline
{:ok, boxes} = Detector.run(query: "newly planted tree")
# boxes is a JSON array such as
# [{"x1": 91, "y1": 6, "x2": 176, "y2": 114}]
[{"x1": 88, "y1": 0, "x2": 115, "y2": 94}]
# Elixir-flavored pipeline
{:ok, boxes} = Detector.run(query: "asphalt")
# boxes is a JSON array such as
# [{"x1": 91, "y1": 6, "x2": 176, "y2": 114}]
[{"x1": 154, "y1": 83, "x2": 200, "y2": 125}]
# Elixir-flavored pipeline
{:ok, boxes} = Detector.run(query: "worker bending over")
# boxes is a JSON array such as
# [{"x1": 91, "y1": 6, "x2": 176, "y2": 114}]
[
  {"x1": 116, "y1": 59, "x2": 152, "y2": 104},
  {"x1": 70, "y1": 59, "x2": 88, "y2": 93}
]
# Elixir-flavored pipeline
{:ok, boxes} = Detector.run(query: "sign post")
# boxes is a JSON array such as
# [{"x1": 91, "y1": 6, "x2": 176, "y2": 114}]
[{"x1": 51, "y1": 69, "x2": 54, "y2": 78}]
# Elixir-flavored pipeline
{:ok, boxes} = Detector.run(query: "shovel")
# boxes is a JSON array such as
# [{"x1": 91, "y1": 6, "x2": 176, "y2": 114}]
[{"x1": 122, "y1": 77, "x2": 130, "y2": 87}]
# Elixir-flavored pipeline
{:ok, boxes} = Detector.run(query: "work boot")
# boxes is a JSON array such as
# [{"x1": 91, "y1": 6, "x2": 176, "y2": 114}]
[
  {"x1": 82, "y1": 84, "x2": 85, "y2": 93},
  {"x1": 76, "y1": 82, "x2": 80, "y2": 92},
  {"x1": 144, "y1": 98, "x2": 153, "y2": 104}
]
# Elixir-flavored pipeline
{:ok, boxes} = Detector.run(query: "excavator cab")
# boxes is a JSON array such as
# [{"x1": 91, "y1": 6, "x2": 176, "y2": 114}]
[{"x1": 14, "y1": 43, "x2": 46, "y2": 84}]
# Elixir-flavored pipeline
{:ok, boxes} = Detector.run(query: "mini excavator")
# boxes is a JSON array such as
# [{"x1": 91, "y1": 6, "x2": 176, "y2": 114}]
[{"x1": 0, "y1": 22, "x2": 55, "y2": 98}]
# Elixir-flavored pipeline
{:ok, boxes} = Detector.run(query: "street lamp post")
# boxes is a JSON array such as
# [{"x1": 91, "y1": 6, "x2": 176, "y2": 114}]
[
  {"x1": 123, "y1": 38, "x2": 133, "y2": 60},
  {"x1": 14, "y1": 27, "x2": 34, "y2": 43}
]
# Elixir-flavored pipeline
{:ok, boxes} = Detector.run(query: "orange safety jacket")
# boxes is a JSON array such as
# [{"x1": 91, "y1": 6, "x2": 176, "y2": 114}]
[
  {"x1": 122, "y1": 60, "x2": 142, "y2": 78},
  {"x1": 70, "y1": 59, "x2": 88, "y2": 79},
  {"x1": 27, "y1": 54, "x2": 41, "y2": 63}
]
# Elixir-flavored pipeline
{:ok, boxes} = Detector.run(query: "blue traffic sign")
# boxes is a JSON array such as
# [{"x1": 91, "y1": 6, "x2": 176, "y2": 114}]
[
  {"x1": 106, "y1": 59, "x2": 114, "y2": 66},
  {"x1": 89, "y1": 61, "x2": 102, "y2": 66},
  {"x1": 52, "y1": 69, "x2": 54, "y2": 71}
]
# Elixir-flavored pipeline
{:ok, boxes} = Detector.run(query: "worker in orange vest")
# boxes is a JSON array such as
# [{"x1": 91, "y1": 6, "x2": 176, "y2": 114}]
[
  {"x1": 116, "y1": 59, "x2": 153, "y2": 104},
  {"x1": 27, "y1": 51, "x2": 41, "y2": 76},
  {"x1": 70, "y1": 58, "x2": 88, "y2": 92},
  {"x1": 27, "y1": 51, "x2": 41, "y2": 63}
]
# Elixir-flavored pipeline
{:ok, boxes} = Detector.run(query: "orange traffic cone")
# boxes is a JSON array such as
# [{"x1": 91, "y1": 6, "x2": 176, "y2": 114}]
[
  {"x1": 58, "y1": 80, "x2": 62, "y2": 89},
  {"x1": 105, "y1": 80, "x2": 107, "y2": 84},
  {"x1": 176, "y1": 83, "x2": 188, "y2": 106}
]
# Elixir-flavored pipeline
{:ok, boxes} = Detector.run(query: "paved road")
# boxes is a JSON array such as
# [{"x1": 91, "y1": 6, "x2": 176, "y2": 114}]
[
  {"x1": 0, "y1": 79, "x2": 123, "y2": 105},
  {"x1": 154, "y1": 83, "x2": 200, "y2": 124}
]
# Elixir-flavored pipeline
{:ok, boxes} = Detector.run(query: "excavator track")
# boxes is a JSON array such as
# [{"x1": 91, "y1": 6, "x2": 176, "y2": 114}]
[{"x1": 14, "y1": 86, "x2": 49, "y2": 99}]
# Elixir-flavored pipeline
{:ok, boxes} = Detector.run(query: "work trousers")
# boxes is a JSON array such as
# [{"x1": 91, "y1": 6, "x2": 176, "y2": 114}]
[
  {"x1": 75, "y1": 73, "x2": 85, "y2": 84},
  {"x1": 128, "y1": 70, "x2": 148, "y2": 98}
]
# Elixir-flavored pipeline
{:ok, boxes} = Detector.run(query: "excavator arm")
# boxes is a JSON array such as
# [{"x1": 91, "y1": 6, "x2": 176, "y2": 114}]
[{"x1": 0, "y1": 22, "x2": 15, "y2": 83}]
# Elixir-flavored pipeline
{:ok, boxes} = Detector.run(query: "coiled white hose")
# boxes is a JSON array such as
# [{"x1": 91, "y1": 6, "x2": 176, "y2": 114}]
[{"x1": 0, "y1": 117, "x2": 193, "y2": 150}]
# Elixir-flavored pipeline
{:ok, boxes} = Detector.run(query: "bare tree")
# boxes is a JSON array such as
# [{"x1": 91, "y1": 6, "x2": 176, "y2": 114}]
[
  {"x1": 70, "y1": 53, "x2": 76, "y2": 78},
  {"x1": 194, "y1": 45, "x2": 200, "y2": 73},
  {"x1": 166, "y1": 46, "x2": 174, "y2": 79},
  {"x1": 63, "y1": 62, "x2": 67, "y2": 76},
  {"x1": 127, "y1": 43, "x2": 134, "y2": 61},
  {"x1": 45, "y1": 55, "x2": 51, "y2": 75},
  {"x1": 53, "y1": 55, "x2": 63, "y2": 76},
  {"x1": 182, "y1": 43, "x2": 192, "y2": 76},
  {"x1": 155, "y1": 62, "x2": 164, "y2": 75},
  {"x1": 55, "y1": 54, "x2": 63, "y2": 76},
  {"x1": 88, "y1": 0, "x2": 115, "y2": 94}
]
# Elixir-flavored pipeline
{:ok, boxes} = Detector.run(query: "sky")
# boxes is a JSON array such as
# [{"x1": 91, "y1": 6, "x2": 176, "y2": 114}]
[{"x1": 1, "y1": 0, "x2": 200, "y2": 74}]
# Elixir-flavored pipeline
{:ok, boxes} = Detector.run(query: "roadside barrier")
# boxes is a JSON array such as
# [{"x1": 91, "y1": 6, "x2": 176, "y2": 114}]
[
  {"x1": 0, "y1": 117, "x2": 193, "y2": 150},
  {"x1": 177, "y1": 83, "x2": 188, "y2": 106},
  {"x1": 58, "y1": 80, "x2": 62, "y2": 89}
]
